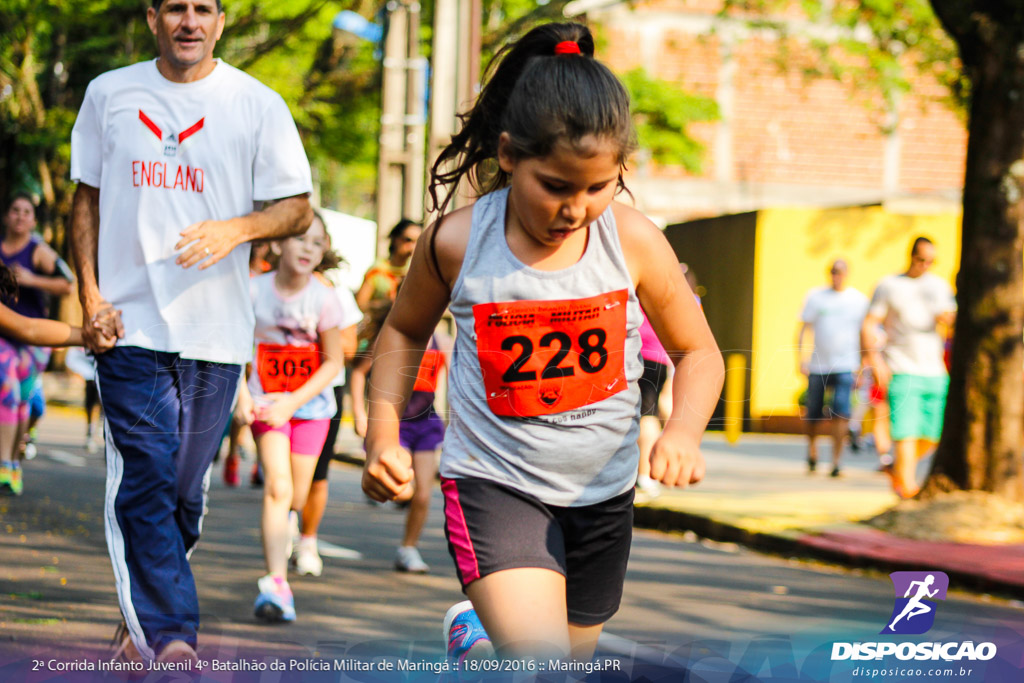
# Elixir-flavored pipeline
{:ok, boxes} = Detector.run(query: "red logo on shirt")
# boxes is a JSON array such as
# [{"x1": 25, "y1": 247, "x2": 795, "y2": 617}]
[
  {"x1": 139, "y1": 110, "x2": 204, "y2": 157},
  {"x1": 133, "y1": 110, "x2": 206, "y2": 192}
]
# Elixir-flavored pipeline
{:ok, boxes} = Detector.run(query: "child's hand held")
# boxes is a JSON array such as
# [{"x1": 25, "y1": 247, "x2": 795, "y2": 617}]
[{"x1": 254, "y1": 392, "x2": 296, "y2": 428}]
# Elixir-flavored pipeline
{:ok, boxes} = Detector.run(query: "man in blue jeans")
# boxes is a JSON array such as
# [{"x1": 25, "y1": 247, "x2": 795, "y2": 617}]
[
  {"x1": 797, "y1": 259, "x2": 869, "y2": 477},
  {"x1": 69, "y1": 0, "x2": 312, "y2": 664}
]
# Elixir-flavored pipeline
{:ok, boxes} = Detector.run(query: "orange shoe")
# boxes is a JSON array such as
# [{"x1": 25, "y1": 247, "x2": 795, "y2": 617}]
[{"x1": 223, "y1": 453, "x2": 239, "y2": 487}]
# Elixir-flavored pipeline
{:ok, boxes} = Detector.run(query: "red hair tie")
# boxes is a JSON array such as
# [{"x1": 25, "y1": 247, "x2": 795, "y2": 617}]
[{"x1": 554, "y1": 41, "x2": 581, "y2": 55}]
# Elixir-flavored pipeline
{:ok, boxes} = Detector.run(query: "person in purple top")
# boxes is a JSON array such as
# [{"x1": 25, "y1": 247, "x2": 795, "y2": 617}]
[{"x1": 0, "y1": 193, "x2": 73, "y2": 497}]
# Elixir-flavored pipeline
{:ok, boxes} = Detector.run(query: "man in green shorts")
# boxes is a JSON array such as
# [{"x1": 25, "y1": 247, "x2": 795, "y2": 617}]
[{"x1": 861, "y1": 237, "x2": 956, "y2": 498}]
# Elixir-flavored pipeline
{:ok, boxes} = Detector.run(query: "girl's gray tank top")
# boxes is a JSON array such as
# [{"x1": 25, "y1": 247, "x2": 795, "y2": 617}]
[{"x1": 441, "y1": 187, "x2": 644, "y2": 506}]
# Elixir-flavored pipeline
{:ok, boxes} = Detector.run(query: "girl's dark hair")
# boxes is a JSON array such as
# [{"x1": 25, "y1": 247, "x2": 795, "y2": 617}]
[
  {"x1": 309, "y1": 209, "x2": 347, "y2": 273},
  {"x1": 386, "y1": 218, "x2": 421, "y2": 256},
  {"x1": 0, "y1": 263, "x2": 18, "y2": 305},
  {"x1": 6, "y1": 192, "x2": 37, "y2": 215},
  {"x1": 426, "y1": 22, "x2": 635, "y2": 273}
]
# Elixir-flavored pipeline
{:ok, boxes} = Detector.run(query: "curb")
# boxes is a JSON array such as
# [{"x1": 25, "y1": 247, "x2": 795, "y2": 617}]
[{"x1": 632, "y1": 505, "x2": 1024, "y2": 601}]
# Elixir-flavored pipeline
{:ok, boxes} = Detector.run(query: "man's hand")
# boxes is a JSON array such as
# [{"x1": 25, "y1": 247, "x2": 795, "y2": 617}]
[
  {"x1": 233, "y1": 391, "x2": 255, "y2": 427},
  {"x1": 175, "y1": 219, "x2": 245, "y2": 270},
  {"x1": 82, "y1": 300, "x2": 124, "y2": 354}
]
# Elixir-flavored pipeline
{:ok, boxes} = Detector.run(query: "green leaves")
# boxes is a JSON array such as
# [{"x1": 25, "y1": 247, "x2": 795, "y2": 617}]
[
  {"x1": 621, "y1": 68, "x2": 720, "y2": 173},
  {"x1": 720, "y1": 0, "x2": 966, "y2": 121}
]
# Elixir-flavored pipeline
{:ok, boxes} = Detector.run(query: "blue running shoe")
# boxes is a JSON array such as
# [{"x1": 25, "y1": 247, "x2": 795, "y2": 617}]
[
  {"x1": 443, "y1": 600, "x2": 490, "y2": 664},
  {"x1": 254, "y1": 574, "x2": 296, "y2": 622}
]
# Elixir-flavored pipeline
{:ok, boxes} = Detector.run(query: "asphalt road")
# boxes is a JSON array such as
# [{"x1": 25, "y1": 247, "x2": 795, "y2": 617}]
[{"x1": 2, "y1": 412, "x2": 1023, "y2": 681}]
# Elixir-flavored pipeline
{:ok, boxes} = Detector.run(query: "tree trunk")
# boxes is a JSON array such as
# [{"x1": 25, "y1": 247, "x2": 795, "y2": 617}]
[{"x1": 923, "y1": 1, "x2": 1024, "y2": 501}]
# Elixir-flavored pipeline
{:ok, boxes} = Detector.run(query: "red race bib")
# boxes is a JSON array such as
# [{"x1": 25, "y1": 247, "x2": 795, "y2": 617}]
[
  {"x1": 256, "y1": 343, "x2": 321, "y2": 393},
  {"x1": 413, "y1": 349, "x2": 444, "y2": 393},
  {"x1": 472, "y1": 290, "x2": 628, "y2": 418}
]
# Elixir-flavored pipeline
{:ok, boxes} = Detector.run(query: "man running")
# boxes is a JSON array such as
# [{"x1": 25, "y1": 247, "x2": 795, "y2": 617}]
[{"x1": 70, "y1": 0, "x2": 312, "y2": 664}]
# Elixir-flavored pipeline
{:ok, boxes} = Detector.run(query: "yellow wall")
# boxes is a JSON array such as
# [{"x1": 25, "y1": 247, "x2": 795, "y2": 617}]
[{"x1": 750, "y1": 206, "x2": 961, "y2": 419}]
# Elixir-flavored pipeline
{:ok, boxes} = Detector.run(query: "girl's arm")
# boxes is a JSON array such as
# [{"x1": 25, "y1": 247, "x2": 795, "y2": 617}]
[
  {"x1": 354, "y1": 275, "x2": 375, "y2": 313},
  {"x1": 340, "y1": 324, "x2": 358, "y2": 363},
  {"x1": 0, "y1": 304, "x2": 83, "y2": 347},
  {"x1": 616, "y1": 204, "x2": 725, "y2": 488},
  {"x1": 362, "y1": 211, "x2": 469, "y2": 501},
  {"x1": 349, "y1": 355, "x2": 371, "y2": 437},
  {"x1": 24, "y1": 242, "x2": 74, "y2": 297},
  {"x1": 256, "y1": 326, "x2": 343, "y2": 428}
]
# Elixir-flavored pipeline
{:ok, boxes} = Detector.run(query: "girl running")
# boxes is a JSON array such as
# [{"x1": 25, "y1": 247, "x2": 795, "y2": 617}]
[
  {"x1": 351, "y1": 296, "x2": 448, "y2": 574},
  {"x1": 234, "y1": 216, "x2": 343, "y2": 622},
  {"x1": 292, "y1": 227, "x2": 362, "y2": 577},
  {"x1": 362, "y1": 22, "x2": 724, "y2": 662},
  {"x1": 0, "y1": 193, "x2": 75, "y2": 496},
  {"x1": 0, "y1": 260, "x2": 120, "y2": 495}
]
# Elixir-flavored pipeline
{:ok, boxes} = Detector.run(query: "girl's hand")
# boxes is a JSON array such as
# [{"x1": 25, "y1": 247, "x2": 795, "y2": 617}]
[
  {"x1": 354, "y1": 411, "x2": 368, "y2": 438},
  {"x1": 362, "y1": 444, "x2": 413, "y2": 502},
  {"x1": 234, "y1": 391, "x2": 255, "y2": 427},
  {"x1": 255, "y1": 393, "x2": 298, "y2": 428},
  {"x1": 11, "y1": 264, "x2": 37, "y2": 286},
  {"x1": 649, "y1": 430, "x2": 706, "y2": 488}
]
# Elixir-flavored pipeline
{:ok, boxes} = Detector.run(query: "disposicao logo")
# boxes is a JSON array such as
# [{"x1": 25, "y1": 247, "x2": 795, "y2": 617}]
[
  {"x1": 831, "y1": 571, "x2": 997, "y2": 663},
  {"x1": 882, "y1": 571, "x2": 948, "y2": 635}
]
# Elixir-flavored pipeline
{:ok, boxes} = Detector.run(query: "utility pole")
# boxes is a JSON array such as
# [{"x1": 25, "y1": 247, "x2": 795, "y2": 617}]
[
  {"x1": 428, "y1": 0, "x2": 482, "y2": 220},
  {"x1": 376, "y1": 1, "x2": 427, "y2": 251}
]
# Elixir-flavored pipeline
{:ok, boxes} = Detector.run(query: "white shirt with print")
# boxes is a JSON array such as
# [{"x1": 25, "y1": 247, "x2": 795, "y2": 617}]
[
  {"x1": 70, "y1": 59, "x2": 312, "y2": 364},
  {"x1": 248, "y1": 273, "x2": 343, "y2": 421}
]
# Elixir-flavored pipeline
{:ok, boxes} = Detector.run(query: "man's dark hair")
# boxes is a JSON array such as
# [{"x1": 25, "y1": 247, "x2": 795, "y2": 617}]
[
  {"x1": 911, "y1": 236, "x2": 933, "y2": 256},
  {"x1": 152, "y1": 0, "x2": 224, "y2": 11}
]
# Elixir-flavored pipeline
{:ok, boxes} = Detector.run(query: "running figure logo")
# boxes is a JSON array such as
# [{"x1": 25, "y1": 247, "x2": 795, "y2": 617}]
[{"x1": 881, "y1": 571, "x2": 949, "y2": 635}]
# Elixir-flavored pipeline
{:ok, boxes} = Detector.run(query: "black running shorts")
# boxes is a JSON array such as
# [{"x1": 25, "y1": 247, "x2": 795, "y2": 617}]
[{"x1": 441, "y1": 477, "x2": 634, "y2": 625}]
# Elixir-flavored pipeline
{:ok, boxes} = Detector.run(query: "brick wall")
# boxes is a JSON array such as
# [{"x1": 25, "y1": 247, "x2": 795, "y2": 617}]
[{"x1": 590, "y1": 0, "x2": 967, "y2": 221}]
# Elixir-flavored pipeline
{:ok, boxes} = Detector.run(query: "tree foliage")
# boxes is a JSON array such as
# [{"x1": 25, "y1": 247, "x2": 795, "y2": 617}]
[
  {"x1": 2, "y1": 0, "x2": 720, "y2": 242},
  {"x1": 0, "y1": 0, "x2": 382, "y2": 239},
  {"x1": 621, "y1": 69, "x2": 720, "y2": 173},
  {"x1": 721, "y1": 0, "x2": 966, "y2": 126}
]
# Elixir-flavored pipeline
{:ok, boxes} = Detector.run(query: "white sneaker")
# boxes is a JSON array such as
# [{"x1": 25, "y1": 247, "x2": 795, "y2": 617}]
[
  {"x1": 294, "y1": 537, "x2": 323, "y2": 577},
  {"x1": 395, "y1": 546, "x2": 429, "y2": 573}
]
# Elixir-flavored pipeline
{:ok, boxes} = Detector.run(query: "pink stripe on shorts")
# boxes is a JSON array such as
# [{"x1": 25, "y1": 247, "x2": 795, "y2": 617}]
[
  {"x1": 251, "y1": 418, "x2": 330, "y2": 456},
  {"x1": 441, "y1": 478, "x2": 481, "y2": 584}
]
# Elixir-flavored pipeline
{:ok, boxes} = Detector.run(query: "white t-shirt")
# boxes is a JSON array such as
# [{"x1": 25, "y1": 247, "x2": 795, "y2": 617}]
[
  {"x1": 248, "y1": 273, "x2": 343, "y2": 421},
  {"x1": 800, "y1": 286, "x2": 869, "y2": 374},
  {"x1": 869, "y1": 273, "x2": 956, "y2": 376},
  {"x1": 70, "y1": 59, "x2": 312, "y2": 364}
]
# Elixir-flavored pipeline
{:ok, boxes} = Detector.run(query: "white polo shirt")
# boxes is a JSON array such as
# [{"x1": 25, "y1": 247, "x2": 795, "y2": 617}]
[{"x1": 70, "y1": 59, "x2": 312, "y2": 364}]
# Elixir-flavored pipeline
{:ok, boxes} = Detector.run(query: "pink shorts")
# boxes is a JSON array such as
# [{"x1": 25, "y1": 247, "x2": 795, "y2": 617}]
[{"x1": 252, "y1": 418, "x2": 331, "y2": 456}]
